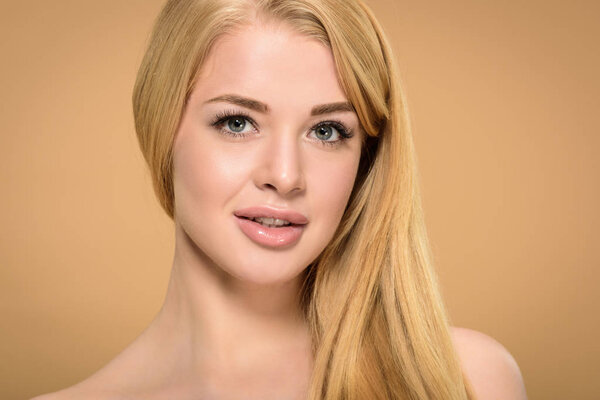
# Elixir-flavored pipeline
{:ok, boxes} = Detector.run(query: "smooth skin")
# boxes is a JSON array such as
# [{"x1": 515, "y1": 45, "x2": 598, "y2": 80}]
[{"x1": 33, "y1": 21, "x2": 527, "y2": 400}]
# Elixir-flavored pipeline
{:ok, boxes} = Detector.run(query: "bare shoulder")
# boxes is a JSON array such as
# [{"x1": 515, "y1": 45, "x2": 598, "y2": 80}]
[
  {"x1": 30, "y1": 384, "x2": 134, "y2": 400},
  {"x1": 450, "y1": 326, "x2": 528, "y2": 400},
  {"x1": 29, "y1": 359, "x2": 138, "y2": 400},
  {"x1": 30, "y1": 387, "x2": 130, "y2": 400},
  {"x1": 30, "y1": 322, "x2": 179, "y2": 400},
  {"x1": 30, "y1": 326, "x2": 158, "y2": 400}
]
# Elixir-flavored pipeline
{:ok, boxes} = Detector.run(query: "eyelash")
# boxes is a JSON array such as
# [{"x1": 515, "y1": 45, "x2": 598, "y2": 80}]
[{"x1": 209, "y1": 108, "x2": 354, "y2": 148}]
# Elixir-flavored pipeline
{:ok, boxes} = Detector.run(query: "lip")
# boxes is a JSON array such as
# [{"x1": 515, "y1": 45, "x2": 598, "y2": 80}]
[
  {"x1": 233, "y1": 206, "x2": 309, "y2": 225},
  {"x1": 233, "y1": 206, "x2": 308, "y2": 248}
]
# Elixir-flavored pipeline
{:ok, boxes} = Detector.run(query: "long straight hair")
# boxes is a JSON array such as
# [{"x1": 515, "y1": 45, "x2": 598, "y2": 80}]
[{"x1": 133, "y1": 0, "x2": 475, "y2": 398}]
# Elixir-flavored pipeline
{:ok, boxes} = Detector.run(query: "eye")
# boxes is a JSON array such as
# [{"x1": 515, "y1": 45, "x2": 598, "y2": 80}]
[
  {"x1": 309, "y1": 121, "x2": 353, "y2": 146},
  {"x1": 210, "y1": 109, "x2": 257, "y2": 138},
  {"x1": 227, "y1": 117, "x2": 249, "y2": 133},
  {"x1": 314, "y1": 125, "x2": 337, "y2": 141}
]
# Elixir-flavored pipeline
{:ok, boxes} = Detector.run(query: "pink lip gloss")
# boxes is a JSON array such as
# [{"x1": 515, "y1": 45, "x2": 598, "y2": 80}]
[{"x1": 235, "y1": 216, "x2": 305, "y2": 248}]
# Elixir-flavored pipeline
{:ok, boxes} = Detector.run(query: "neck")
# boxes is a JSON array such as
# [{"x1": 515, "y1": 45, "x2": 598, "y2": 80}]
[{"x1": 150, "y1": 223, "x2": 313, "y2": 375}]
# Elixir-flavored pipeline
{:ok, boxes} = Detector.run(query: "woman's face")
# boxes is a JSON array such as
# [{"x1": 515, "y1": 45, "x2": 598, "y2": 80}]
[{"x1": 172, "y1": 22, "x2": 363, "y2": 285}]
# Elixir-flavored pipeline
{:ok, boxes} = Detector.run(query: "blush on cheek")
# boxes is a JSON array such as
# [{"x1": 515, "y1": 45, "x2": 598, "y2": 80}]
[
  {"x1": 204, "y1": 151, "x2": 252, "y2": 190},
  {"x1": 176, "y1": 128, "x2": 255, "y2": 200}
]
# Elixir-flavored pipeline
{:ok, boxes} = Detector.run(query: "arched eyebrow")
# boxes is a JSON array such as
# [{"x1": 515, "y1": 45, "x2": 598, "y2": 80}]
[
  {"x1": 310, "y1": 101, "x2": 354, "y2": 116},
  {"x1": 205, "y1": 94, "x2": 354, "y2": 116}
]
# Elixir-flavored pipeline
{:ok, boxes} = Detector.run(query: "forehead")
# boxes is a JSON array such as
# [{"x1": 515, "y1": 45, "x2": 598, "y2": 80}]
[{"x1": 192, "y1": 22, "x2": 348, "y2": 109}]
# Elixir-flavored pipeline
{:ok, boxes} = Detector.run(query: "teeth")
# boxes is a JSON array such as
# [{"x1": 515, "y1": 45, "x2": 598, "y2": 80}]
[{"x1": 251, "y1": 217, "x2": 291, "y2": 227}]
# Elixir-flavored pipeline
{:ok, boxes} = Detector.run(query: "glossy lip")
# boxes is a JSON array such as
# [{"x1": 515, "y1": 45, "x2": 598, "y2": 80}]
[
  {"x1": 233, "y1": 206, "x2": 308, "y2": 248},
  {"x1": 233, "y1": 206, "x2": 309, "y2": 225}
]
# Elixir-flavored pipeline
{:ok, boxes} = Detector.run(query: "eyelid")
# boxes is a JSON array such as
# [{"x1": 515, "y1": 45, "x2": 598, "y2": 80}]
[
  {"x1": 210, "y1": 108, "x2": 354, "y2": 145},
  {"x1": 308, "y1": 120, "x2": 354, "y2": 148},
  {"x1": 210, "y1": 108, "x2": 259, "y2": 138},
  {"x1": 210, "y1": 108, "x2": 257, "y2": 127},
  {"x1": 312, "y1": 119, "x2": 353, "y2": 138}
]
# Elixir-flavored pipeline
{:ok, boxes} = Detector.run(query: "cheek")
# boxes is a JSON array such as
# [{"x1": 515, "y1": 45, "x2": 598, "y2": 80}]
[
  {"x1": 305, "y1": 151, "x2": 361, "y2": 234},
  {"x1": 173, "y1": 130, "x2": 252, "y2": 214}
]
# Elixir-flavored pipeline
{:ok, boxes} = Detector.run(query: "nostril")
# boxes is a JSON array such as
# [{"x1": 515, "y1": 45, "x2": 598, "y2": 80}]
[{"x1": 255, "y1": 166, "x2": 305, "y2": 195}]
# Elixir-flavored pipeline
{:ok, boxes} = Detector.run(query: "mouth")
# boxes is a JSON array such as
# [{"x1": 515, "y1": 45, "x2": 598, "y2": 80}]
[
  {"x1": 233, "y1": 207, "x2": 308, "y2": 248},
  {"x1": 238, "y1": 216, "x2": 295, "y2": 228},
  {"x1": 233, "y1": 206, "x2": 308, "y2": 225}
]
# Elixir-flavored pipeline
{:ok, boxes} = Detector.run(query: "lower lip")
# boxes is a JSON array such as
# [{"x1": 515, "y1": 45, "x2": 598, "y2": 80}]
[{"x1": 235, "y1": 217, "x2": 305, "y2": 248}]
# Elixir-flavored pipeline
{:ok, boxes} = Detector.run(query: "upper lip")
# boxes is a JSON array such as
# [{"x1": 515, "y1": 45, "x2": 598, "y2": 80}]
[{"x1": 234, "y1": 206, "x2": 309, "y2": 225}]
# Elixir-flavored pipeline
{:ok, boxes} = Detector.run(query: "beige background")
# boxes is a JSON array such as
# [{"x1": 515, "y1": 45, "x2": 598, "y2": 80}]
[{"x1": 1, "y1": 0, "x2": 598, "y2": 399}]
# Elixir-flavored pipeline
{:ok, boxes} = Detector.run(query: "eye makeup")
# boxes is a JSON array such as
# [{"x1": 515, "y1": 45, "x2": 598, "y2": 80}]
[
  {"x1": 210, "y1": 108, "x2": 258, "y2": 138},
  {"x1": 209, "y1": 108, "x2": 355, "y2": 147}
]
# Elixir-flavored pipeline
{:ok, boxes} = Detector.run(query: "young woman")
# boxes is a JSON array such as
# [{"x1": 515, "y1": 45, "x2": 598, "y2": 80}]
[{"x1": 35, "y1": 0, "x2": 526, "y2": 399}]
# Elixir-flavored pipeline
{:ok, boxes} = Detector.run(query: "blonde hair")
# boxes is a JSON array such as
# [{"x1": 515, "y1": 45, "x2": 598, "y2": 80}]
[{"x1": 133, "y1": 0, "x2": 475, "y2": 398}]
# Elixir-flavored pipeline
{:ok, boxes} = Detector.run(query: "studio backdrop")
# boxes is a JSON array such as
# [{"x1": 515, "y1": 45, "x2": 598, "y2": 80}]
[{"x1": 0, "y1": 0, "x2": 598, "y2": 399}]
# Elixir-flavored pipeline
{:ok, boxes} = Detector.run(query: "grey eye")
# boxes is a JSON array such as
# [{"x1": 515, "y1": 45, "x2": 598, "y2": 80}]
[
  {"x1": 315, "y1": 125, "x2": 334, "y2": 140},
  {"x1": 228, "y1": 117, "x2": 246, "y2": 133}
]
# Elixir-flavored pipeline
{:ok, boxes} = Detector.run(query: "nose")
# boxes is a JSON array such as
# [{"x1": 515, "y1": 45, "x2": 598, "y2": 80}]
[{"x1": 253, "y1": 130, "x2": 306, "y2": 196}]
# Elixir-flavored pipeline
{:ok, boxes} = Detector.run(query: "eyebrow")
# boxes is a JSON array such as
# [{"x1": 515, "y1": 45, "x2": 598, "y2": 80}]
[{"x1": 205, "y1": 94, "x2": 354, "y2": 116}]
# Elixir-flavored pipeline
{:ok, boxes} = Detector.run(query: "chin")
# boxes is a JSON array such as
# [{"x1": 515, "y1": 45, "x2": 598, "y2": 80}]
[
  {"x1": 225, "y1": 252, "x2": 309, "y2": 287},
  {"x1": 177, "y1": 216, "x2": 320, "y2": 287}
]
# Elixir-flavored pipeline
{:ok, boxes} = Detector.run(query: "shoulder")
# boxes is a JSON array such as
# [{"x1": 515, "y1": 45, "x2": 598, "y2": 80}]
[
  {"x1": 30, "y1": 387, "x2": 133, "y2": 400},
  {"x1": 30, "y1": 329, "x2": 159, "y2": 400},
  {"x1": 30, "y1": 390, "x2": 124, "y2": 400},
  {"x1": 29, "y1": 372, "x2": 137, "y2": 400},
  {"x1": 450, "y1": 326, "x2": 528, "y2": 400}
]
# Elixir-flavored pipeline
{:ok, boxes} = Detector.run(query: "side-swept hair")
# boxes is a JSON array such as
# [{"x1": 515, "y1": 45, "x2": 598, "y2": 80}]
[{"x1": 133, "y1": 0, "x2": 475, "y2": 398}]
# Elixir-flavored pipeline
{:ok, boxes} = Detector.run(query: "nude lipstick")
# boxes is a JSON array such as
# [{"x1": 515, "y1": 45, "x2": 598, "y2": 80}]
[{"x1": 233, "y1": 206, "x2": 308, "y2": 248}]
